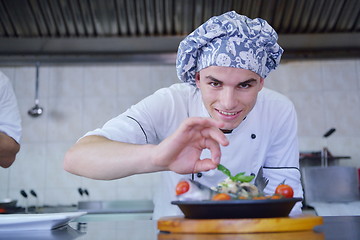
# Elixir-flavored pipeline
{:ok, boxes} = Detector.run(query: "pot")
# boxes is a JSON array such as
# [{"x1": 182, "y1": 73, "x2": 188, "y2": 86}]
[{"x1": 0, "y1": 198, "x2": 19, "y2": 213}]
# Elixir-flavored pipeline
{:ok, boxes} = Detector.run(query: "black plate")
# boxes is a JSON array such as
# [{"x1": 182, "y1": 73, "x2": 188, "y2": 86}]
[{"x1": 172, "y1": 198, "x2": 302, "y2": 219}]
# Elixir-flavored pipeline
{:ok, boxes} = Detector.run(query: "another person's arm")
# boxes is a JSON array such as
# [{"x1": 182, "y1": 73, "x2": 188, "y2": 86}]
[
  {"x1": 0, "y1": 72, "x2": 21, "y2": 168},
  {"x1": 0, "y1": 132, "x2": 20, "y2": 168},
  {"x1": 64, "y1": 117, "x2": 229, "y2": 180}
]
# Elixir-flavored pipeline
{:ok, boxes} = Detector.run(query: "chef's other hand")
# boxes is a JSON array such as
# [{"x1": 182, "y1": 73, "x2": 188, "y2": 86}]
[{"x1": 152, "y1": 117, "x2": 229, "y2": 174}]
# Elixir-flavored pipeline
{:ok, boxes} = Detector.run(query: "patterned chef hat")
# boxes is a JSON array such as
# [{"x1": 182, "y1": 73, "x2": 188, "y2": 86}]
[{"x1": 176, "y1": 11, "x2": 283, "y2": 85}]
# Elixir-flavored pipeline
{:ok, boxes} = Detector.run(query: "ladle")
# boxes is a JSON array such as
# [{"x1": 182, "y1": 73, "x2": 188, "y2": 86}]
[
  {"x1": 321, "y1": 128, "x2": 336, "y2": 167},
  {"x1": 28, "y1": 62, "x2": 43, "y2": 117}
]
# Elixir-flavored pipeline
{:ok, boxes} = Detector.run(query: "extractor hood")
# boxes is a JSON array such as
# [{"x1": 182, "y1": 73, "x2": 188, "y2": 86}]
[{"x1": 0, "y1": 0, "x2": 359, "y2": 64}]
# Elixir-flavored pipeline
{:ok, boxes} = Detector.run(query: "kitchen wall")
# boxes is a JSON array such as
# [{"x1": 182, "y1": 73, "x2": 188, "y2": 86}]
[{"x1": 0, "y1": 59, "x2": 359, "y2": 208}]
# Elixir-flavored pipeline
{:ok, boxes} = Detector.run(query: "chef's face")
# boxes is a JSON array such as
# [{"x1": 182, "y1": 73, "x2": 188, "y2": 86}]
[{"x1": 195, "y1": 66, "x2": 264, "y2": 130}]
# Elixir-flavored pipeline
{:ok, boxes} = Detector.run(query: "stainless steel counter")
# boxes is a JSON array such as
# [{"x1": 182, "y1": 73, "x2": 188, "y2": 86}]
[{"x1": 77, "y1": 200, "x2": 154, "y2": 214}]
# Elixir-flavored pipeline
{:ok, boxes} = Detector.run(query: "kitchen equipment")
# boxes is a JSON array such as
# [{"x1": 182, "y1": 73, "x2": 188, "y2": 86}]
[
  {"x1": 157, "y1": 214, "x2": 323, "y2": 233},
  {"x1": 254, "y1": 167, "x2": 269, "y2": 193},
  {"x1": 158, "y1": 231, "x2": 324, "y2": 240},
  {"x1": 78, "y1": 188, "x2": 90, "y2": 201},
  {"x1": 30, "y1": 189, "x2": 39, "y2": 213},
  {"x1": 0, "y1": 199, "x2": 18, "y2": 214},
  {"x1": 77, "y1": 200, "x2": 154, "y2": 214},
  {"x1": 78, "y1": 188, "x2": 83, "y2": 197},
  {"x1": 172, "y1": 198, "x2": 302, "y2": 219},
  {"x1": 20, "y1": 190, "x2": 28, "y2": 213},
  {"x1": 28, "y1": 62, "x2": 43, "y2": 117},
  {"x1": 0, "y1": 225, "x2": 85, "y2": 240},
  {"x1": 0, "y1": 199, "x2": 17, "y2": 207},
  {"x1": 30, "y1": 190, "x2": 37, "y2": 198},
  {"x1": 0, "y1": 212, "x2": 86, "y2": 231},
  {"x1": 0, "y1": 169, "x2": 21, "y2": 214},
  {"x1": 321, "y1": 128, "x2": 336, "y2": 167},
  {"x1": 83, "y1": 189, "x2": 89, "y2": 198},
  {"x1": 302, "y1": 166, "x2": 360, "y2": 214}
]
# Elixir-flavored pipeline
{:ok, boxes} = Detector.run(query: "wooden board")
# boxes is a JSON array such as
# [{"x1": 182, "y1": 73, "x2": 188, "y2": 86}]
[
  {"x1": 158, "y1": 231, "x2": 325, "y2": 240},
  {"x1": 157, "y1": 214, "x2": 323, "y2": 234}
]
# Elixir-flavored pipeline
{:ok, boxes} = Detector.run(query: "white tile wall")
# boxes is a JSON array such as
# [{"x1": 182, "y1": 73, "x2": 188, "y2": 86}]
[{"x1": 1, "y1": 59, "x2": 360, "y2": 207}]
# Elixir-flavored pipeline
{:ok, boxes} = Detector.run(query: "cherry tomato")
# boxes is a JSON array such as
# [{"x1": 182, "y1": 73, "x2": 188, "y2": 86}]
[
  {"x1": 275, "y1": 184, "x2": 294, "y2": 198},
  {"x1": 212, "y1": 193, "x2": 232, "y2": 201},
  {"x1": 176, "y1": 181, "x2": 190, "y2": 195}
]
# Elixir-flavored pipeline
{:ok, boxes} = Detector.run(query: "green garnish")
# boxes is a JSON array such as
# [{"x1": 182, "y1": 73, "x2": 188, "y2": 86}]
[
  {"x1": 217, "y1": 164, "x2": 255, "y2": 183},
  {"x1": 217, "y1": 164, "x2": 232, "y2": 178}
]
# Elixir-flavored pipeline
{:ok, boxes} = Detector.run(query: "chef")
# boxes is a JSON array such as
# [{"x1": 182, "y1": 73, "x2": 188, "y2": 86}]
[
  {"x1": 64, "y1": 11, "x2": 303, "y2": 219},
  {"x1": 0, "y1": 71, "x2": 21, "y2": 168}
]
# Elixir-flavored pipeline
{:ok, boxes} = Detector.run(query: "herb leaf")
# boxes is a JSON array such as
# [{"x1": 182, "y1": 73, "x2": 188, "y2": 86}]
[
  {"x1": 217, "y1": 164, "x2": 232, "y2": 178},
  {"x1": 233, "y1": 174, "x2": 255, "y2": 183},
  {"x1": 217, "y1": 164, "x2": 255, "y2": 183}
]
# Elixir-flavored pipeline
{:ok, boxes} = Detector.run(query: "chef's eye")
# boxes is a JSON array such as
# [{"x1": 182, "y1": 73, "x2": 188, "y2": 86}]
[
  {"x1": 238, "y1": 83, "x2": 251, "y2": 89},
  {"x1": 210, "y1": 82, "x2": 221, "y2": 87}
]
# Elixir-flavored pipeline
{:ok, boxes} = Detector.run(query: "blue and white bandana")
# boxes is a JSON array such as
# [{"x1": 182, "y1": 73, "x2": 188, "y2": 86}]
[{"x1": 176, "y1": 11, "x2": 283, "y2": 85}]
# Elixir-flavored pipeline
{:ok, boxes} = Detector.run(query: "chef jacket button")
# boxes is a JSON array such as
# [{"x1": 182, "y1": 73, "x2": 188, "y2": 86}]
[
  {"x1": 197, "y1": 172, "x2": 203, "y2": 178},
  {"x1": 251, "y1": 134, "x2": 256, "y2": 139}
]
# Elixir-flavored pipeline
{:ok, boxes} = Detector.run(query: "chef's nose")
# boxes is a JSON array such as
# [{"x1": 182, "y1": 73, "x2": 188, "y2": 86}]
[{"x1": 219, "y1": 88, "x2": 237, "y2": 110}]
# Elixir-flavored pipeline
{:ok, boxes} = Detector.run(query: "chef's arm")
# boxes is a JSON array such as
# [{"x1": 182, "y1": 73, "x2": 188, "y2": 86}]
[
  {"x1": 63, "y1": 135, "x2": 162, "y2": 180},
  {"x1": 0, "y1": 132, "x2": 20, "y2": 168},
  {"x1": 63, "y1": 117, "x2": 229, "y2": 180}
]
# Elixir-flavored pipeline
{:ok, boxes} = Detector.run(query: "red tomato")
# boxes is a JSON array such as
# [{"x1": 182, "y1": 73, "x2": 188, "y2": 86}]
[
  {"x1": 176, "y1": 181, "x2": 190, "y2": 195},
  {"x1": 212, "y1": 193, "x2": 232, "y2": 201},
  {"x1": 275, "y1": 184, "x2": 294, "y2": 198}
]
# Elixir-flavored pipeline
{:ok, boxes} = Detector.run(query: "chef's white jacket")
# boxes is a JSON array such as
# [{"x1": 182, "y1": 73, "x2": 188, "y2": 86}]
[
  {"x1": 85, "y1": 83, "x2": 303, "y2": 219},
  {"x1": 0, "y1": 72, "x2": 21, "y2": 143}
]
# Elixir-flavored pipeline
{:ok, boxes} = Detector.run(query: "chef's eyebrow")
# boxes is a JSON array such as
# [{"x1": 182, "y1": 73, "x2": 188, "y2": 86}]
[
  {"x1": 205, "y1": 75, "x2": 258, "y2": 85},
  {"x1": 239, "y1": 78, "x2": 258, "y2": 85},
  {"x1": 205, "y1": 75, "x2": 222, "y2": 83}
]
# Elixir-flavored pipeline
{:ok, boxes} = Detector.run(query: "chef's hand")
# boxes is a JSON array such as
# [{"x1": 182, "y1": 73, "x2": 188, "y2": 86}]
[{"x1": 152, "y1": 117, "x2": 229, "y2": 174}]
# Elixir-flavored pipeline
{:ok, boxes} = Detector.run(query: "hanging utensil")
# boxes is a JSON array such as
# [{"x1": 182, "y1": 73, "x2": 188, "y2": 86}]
[
  {"x1": 28, "y1": 62, "x2": 43, "y2": 117},
  {"x1": 30, "y1": 189, "x2": 39, "y2": 213},
  {"x1": 321, "y1": 128, "x2": 336, "y2": 167},
  {"x1": 20, "y1": 190, "x2": 28, "y2": 213}
]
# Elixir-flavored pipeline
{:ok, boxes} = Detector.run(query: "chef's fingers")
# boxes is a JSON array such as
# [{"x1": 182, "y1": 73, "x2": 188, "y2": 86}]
[
  {"x1": 181, "y1": 118, "x2": 228, "y2": 145},
  {"x1": 193, "y1": 158, "x2": 218, "y2": 173},
  {"x1": 200, "y1": 127, "x2": 229, "y2": 148},
  {"x1": 200, "y1": 137, "x2": 222, "y2": 165}
]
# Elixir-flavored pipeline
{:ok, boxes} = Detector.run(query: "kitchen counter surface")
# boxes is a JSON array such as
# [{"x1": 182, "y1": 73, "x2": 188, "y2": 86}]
[{"x1": 1, "y1": 214, "x2": 360, "y2": 240}]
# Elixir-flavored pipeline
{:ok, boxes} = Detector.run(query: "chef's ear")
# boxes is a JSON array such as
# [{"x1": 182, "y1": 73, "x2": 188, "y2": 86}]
[
  {"x1": 195, "y1": 72, "x2": 200, "y2": 88},
  {"x1": 259, "y1": 77, "x2": 265, "y2": 90}
]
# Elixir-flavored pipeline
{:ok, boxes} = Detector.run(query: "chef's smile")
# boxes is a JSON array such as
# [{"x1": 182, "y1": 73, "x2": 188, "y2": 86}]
[
  {"x1": 195, "y1": 66, "x2": 264, "y2": 130},
  {"x1": 216, "y1": 109, "x2": 242, "y2": 120}
]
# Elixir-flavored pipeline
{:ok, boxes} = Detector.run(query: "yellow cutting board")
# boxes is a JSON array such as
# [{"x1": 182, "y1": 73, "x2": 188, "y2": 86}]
[{"x1": 157, "y1": 214, "x2": 323, "y2": 234}]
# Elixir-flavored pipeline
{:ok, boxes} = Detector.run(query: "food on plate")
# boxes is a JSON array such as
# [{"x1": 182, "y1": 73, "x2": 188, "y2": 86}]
[
  {"x1": 275, "y1": 182, "x2": 294, "y2": 198},
  {"x1": 217, "y1": 164, "x2": 255, "y2": 183},
  {"x1": 175, "y1": 164, "x2": 295, "y2": 201},
  {"x1": 213, "y1": 176, "x2": 260, "y2": 198},
  {"x1": 176, "y1": 181, "x2": 190, "y2": 196},
  {"x1": 212, "y1": 164, "x2": 260, "y2": 199},
  {"x1": 175, "y1": 179, "x2": 213, "y2": 201},
  {"x1": 212, "y1": 193, "x2": 232, "y2": 201}
]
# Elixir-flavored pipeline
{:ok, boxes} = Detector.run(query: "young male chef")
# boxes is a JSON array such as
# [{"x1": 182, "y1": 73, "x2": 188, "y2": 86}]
[{"x1": 64, "y1": 11, "x2": 303, "y2": 219}]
